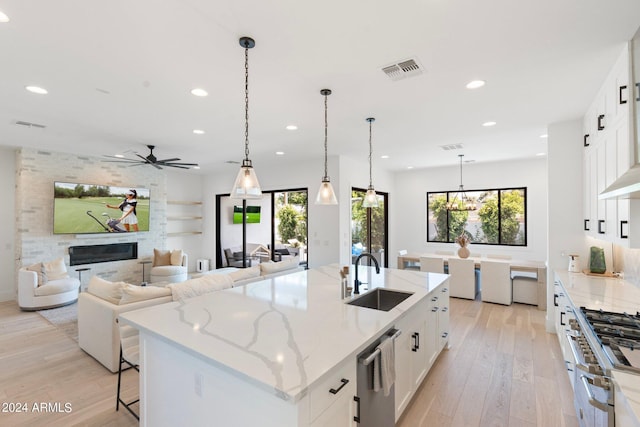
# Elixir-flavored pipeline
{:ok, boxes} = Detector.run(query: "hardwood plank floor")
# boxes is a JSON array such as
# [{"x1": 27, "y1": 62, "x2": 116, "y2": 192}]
[
  {"x1": 0, "y1": 296, "x2": 578, "y2": 426},
  {"x1": 398, "y1": 298, "x2": 579, "y2": 427}
]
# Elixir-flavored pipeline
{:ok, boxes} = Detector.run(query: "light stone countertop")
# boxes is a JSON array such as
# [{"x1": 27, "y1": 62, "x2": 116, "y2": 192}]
[
  {"x1": 554, "y1": 270, "x2": 640, "y2": 424},
  {"x1": 120, "y1": 264, "x2": 449, "y2": 402}
]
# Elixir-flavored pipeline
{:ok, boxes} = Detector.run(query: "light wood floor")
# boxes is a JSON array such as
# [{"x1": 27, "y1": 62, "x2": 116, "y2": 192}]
[{"x1": 0, "y1": 298, "x2": 577, "y2": 427}]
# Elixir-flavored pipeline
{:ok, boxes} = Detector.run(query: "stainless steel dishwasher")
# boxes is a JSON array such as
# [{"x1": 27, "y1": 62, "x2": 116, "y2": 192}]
[{"x1": 355, "y1": 328, "x2": 401, "y2": 426}]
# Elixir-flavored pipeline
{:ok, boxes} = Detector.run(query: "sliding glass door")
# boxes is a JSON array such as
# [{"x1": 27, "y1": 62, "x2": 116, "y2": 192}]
[{"x1": 351, "y1": 188, "x2": 388, "y2": 267}]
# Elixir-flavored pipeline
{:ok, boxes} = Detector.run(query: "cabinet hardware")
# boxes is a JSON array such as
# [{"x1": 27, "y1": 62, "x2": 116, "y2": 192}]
[
  {"x1": 442, "y1": 287, "x2": 448, "y2": 292},
  {"x1": 598, "y1": 219, "x2": 605, "y2": 234},
  {"x1": 431, "y1": 306, "x2": 438, "y2": 312},
  {"x1": 442, "y1": 307, "x2": 448, "y2": 313},
  {"x1": 560, "y1": 311, "x2": 566, "y2": 326},
  {"x1": 636, "y1": 82, "x2": 640, "y2": 102},
  {"x1": 414, "y1": 332, "x2": 420, "y2": 350},
  {"x1": 621, "y1": 220, "x2": 628, "y2": 239},
  {"x1": 554, "y1": 294, "x2": 558, "y2": 307},
  {"x1": 411, "y1": 333, "x2": 418, "y2": 352},
  {"x1": 329, "y1": 378, "x2": 349, "y2": 394},
  {"x1": 353, "y1": 396, "x2": 361, "y2": 423},
  {"x1": 431, "y1": 296, "x2": 438, "y2": 302},
  {"x1": 620, "y1": 85, "x2": 628, "y2": 104},
  {"x1": 584, "y1": 219, "x2": 590, "y2": 231},
  {"x1": 442, "y1": 332, "x2": 449, "y2": 338},
  {"x1": 583, "y1": 134, "x2": 590, "y2": 147},
  {"x1": 597, "y1": 114, "x2": 605, "y2": 131}
]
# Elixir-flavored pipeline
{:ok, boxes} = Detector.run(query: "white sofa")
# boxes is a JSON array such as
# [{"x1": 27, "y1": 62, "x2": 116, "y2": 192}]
[
  {"x1": 78, "y1": 257, "x2": 304, "y2": 372},
  {"x1": 18, "y1": 265, "x2": 80, "y2": 311}
]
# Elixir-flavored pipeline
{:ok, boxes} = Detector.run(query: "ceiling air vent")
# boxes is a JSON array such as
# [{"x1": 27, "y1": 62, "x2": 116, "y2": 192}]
[
  {"x1": 439, "y1": 143, "x2": 464, "y2": 151},
  {"x1": 15, "y1": 120, "x2": 46, "y2": 129},
  {"x1": 382, "y1": 58, "x2": 424, "y2": 81}
]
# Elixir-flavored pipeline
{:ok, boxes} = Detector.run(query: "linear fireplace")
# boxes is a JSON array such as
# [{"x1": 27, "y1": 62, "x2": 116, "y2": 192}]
[{"x1": 69, "y1": 242, "x2": 138, "y2": 266}]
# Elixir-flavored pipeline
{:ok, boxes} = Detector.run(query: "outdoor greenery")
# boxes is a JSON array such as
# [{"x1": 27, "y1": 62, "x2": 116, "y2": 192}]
[
  {"x1": 351, "y1": 190, "x2": 385, "y2": 251},
  {"x1": 275, "y1": 191, "x2": 308, "y2": 245},
  {"x1": 427, "y1": 188, "x2": 526, "y2": 246}
]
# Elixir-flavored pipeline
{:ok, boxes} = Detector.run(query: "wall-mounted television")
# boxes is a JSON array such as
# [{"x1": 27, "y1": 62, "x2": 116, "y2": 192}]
[
  {"x1": 233, "y1": 205, "x2": 261, "y2": 224},
  {"x1": 53, "y1": 182, "x2": 150, "y2": 234}
]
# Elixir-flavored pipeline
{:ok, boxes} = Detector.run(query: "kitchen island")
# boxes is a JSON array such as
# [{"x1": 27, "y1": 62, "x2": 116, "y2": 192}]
[{"x1": 120, "y1": 264, "x2": 450, "y2": 427}]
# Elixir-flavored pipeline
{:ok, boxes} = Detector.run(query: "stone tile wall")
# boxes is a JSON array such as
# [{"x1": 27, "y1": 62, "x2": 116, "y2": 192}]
[{"x1": 15, "y1": 148, "x2": 167, "y2": 286}]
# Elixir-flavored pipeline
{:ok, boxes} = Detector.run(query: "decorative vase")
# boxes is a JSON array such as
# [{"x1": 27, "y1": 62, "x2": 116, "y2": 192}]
[{"x1": 457, "y1": 246, "x2": 470, "y2": 259}]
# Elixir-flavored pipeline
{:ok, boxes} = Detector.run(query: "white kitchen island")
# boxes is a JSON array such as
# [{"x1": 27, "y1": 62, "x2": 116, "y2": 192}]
[{"x1": 119, "y1": 264, "x2": 449, "y2": 427}]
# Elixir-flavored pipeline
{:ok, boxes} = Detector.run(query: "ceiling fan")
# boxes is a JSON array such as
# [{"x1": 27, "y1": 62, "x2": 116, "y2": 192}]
[{"x1": 103, "y1": 145, "x2": 198, "y2": 169}]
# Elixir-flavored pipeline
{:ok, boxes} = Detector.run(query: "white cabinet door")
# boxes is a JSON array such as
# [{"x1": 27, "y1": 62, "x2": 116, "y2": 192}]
[
  {"x1": 411, "y1": 306, "x2": 429, "y2": 391},
  {"x1": 394, "y1": 312, "x2": 414, "y2": 420},
  {"x1": 310, "y1": 381, "x2": 356, "y2": 427},
  {"x1": 438, "y1": 285, "x2": 450, "y2": 351}
]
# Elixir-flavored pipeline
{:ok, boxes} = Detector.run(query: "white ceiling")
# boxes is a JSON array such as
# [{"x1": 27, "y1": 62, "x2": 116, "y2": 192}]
[{"x1": 1, "y1": 0, "x2": 640, "y2": 173}]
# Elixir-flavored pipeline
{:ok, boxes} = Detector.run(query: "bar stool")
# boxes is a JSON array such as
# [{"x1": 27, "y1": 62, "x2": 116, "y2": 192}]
[{"x1": 116, "y1": 319, "x2": 140, "y2": 420}]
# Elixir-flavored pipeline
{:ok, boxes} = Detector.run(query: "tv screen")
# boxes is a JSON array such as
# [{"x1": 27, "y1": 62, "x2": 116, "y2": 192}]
[
  {"x1": 233, "y1": 205, "x2": 261, "y2": 224},
  {"x1": 53, "y1": 182, "x2": 150, "y2": 234}
]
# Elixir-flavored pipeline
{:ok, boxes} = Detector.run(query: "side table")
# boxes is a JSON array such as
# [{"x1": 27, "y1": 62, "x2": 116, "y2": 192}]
[
  {"x1": 75, "y1": 267, "x2": 91, "y2": 292},
  {"x1": 139, "y1": 260, "x2": 152, "y2": 285}
]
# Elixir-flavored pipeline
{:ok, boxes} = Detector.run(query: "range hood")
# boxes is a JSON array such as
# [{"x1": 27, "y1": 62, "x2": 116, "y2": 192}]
[{"x1": 599, "y1": 165, "x2": 640, "y2": 199}]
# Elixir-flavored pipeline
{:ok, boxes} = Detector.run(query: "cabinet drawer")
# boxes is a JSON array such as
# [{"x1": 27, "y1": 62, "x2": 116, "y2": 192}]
[{"x1": 309, "y1": 357, "x2": 356, "y2": 422}]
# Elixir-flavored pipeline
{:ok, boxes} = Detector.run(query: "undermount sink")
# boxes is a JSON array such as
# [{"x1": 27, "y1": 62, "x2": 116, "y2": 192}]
[{"x1": 347, "y1": 288, "x2": 414, "y2": 311}]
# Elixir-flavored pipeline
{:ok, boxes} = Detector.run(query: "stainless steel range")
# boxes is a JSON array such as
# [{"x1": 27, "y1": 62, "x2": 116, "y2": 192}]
[{"x1": 566, "y1": 307, "x2": 640, "y2": 427}]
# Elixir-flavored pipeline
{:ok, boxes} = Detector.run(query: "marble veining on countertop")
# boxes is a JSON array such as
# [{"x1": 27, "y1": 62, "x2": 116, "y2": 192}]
[
  {"x1": 554, "y1": 270, "x2": 640, "y2": 312},
  {"x1": 120, "y1": 264, "x2": 449, "y2": 402}
]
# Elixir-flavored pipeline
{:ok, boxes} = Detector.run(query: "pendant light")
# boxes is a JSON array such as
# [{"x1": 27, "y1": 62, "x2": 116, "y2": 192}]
[
  {"x1": 362, "y1": 117, "x2": 379, "y2": 208},
  {"x1": 230, "y1": 37, "x2": 262, "y2": 199},
  {"x1": 446, "y1": 154, "x2": 477, "y2": 211},
  {"x1": 315, "y1": 89, "x2": 338, "y2": 205}
]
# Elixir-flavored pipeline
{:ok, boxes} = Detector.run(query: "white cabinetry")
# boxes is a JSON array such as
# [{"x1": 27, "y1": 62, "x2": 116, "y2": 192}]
[
  {"x1": 583, "y1": 44, "x2": 636, "y2": 246},
  {"x1": 553, "y1": 275, "x2": 576, "y2": 389},
  {"x1": 309, "y1": 358, "x2": 356, "y2": 427},
  {"x1": 394, "y1": 282, "x2": 449, "y2": 421}
]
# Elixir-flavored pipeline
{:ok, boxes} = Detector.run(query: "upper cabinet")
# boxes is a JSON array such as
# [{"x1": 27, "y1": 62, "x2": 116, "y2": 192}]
[{"x1": 583, "y1": 43, "x2": 637, "y2": 246}]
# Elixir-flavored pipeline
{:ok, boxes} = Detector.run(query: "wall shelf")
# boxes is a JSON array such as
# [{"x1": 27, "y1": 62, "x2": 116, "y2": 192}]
[
  {"x1": 167, "y1": 231, "x2": 203, "y2": 236},
  {"x1": 167, "y1": 216, "x2": 203, "y2": 220},
  {"x1": 167, "y1": 201, "x2": 202, "y2": 206},
  {"x1": 167, "y1": 201, "x2": 202, "y2": 236}
]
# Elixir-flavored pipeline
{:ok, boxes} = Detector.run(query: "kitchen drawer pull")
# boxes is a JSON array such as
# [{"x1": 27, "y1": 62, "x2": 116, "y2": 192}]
[
  {"x1": 584, "y1": 219, "x2": 589, "y2": 231},
  {"x1": 553, "y1": 294, "x2": 559, "y2": 307},
  {"x1": 441, "y1": 332, "x2": 448, "y2": 339},
  {"x1": 598, "y1": 220, "x2": 605, "y2": 234},
  {"x1": 565, "y1": 332, "x2": 589, "y2": 373},
  {"x1": 442, "y1": 287, "x2": 448, "y2": 293},
  {"x1": 621, "y1": 220, "x2": 628, "y2": 239},
  {"x1": 353, "y1": 396, "x2": 361, "y2": 423},
  {"x1": 431, "y1": 296, "x2": 438, "y2": 302},
  {"x1": 442, "y1": 307, "x2": 448, "y2": 312},
  {"x1": 431, "y1": 306, "x2": 438, "y2": 312},
  {"x1": 579, "y1": 375, "x2": 610, "y2": 412},
  {"x1": 597, "y1": 114, "x2": 605, "y2": 131},
  {"x1": 329, "y1": 378, "x2": 349, "y2": 395},
  {"x1": 636, "y1": 82, "x2": 640, "y2": 102},
  {"x1": 560, "y1": 311, "x2": 566, "y2": 326},
  {"x1": 411, "y1": 332, "x2": 420, "y2": 351},
  {"x1": 620, "y1": 85, "x2": 628, "y2": 104},
  {"x1": 583, "y1": 134, "x2": 590, "y2": 147}
]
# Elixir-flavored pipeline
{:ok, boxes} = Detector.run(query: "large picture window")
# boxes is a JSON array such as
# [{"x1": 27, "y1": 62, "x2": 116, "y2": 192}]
[{"x1": 427, "y1": 187, "x2": 527, "y2": 246}]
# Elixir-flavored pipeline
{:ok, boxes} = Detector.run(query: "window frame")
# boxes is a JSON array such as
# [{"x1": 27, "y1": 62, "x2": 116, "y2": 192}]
[{"x1": 426, "y1": 186, "x2": 528, "y2": 247}]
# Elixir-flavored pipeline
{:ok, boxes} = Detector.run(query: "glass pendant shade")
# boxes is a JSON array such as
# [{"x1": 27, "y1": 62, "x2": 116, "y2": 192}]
[
  {"x1": 316, "y1": 178, "x2": 338, "y2": 205},
  {"x1": 315, "y1": 89, "x2": 338, "y2": 205},
  {"x1": 362, "y1": 185, "x2": 378, "y2": 208},
  {"x1": 446, "y1": 154, "x2": 476, "y2": 211},
  {"x1": 231, "y1": 159, "x2": 262, "y2": 199}
]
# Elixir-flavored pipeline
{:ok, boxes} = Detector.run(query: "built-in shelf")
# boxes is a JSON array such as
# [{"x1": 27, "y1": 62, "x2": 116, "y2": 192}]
[{"x1": 167, "y1": 201, "x2": 203, "y2": 237}]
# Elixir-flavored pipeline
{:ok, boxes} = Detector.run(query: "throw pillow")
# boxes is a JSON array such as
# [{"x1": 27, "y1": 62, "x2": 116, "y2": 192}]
[
  {"x1": 87, "y1": 276, "x2": 125, "y2": 305},
  {"x1": 228, "y1": 265, "x2": 260, "y2": 282},
  {"x1": 153, "y1": 249, "x2": 171, "y2": 267},
  {"x1": 42, "y1": 258, "x2": 69, "y2": 281},
  {"x1": 26, "y1": 263, "x2": 47, "y2": 286},
  {"x1": 119, "y1": 284, "x2": 171, "y2": 305},
  {"x1": 170, "y1": 249, "x2": 184, "y2": 266}
]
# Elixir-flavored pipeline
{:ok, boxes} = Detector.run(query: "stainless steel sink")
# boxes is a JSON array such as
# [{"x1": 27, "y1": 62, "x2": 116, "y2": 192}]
[{"x1": 347, "y1": 288, "x2": 413, "y2": 311}]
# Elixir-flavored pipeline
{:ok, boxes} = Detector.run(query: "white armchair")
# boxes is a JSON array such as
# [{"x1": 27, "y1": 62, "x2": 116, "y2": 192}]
[
  {"x1": 150, "y1": 249, "x2": 188, "y2": 283},
  {"x1": 18, "y1": 265, "x2": 79, "y2": 311}
]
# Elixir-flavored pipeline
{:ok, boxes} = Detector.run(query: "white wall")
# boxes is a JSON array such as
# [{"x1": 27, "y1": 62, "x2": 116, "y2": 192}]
[
  {"x1": 392, "y1": 157, "x2": 548, "y2": 264},
  {"x1": 0, "y1": 147, "x2": 16, "y2": 301}
]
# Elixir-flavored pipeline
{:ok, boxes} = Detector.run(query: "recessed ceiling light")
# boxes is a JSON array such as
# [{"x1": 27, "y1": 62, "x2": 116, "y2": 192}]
[
  {"x1": 381, "y1": 155, "x2": 389, "y2": 159},
  {"x1": 540, "y1": 134, "x2": 548, "y2": 139},
  {"x1": 193, "y1": 166, "x2": 201, "y2": 169},
  {"x1": 115, "y1": 154, "x2": 125, "y2": 158},
  {"x1": 536, "y1": 152, "x2": 546, "y2": 156},
  {"x1": 191, "y1": 88, "x2": 208, "y2": 97},
  {"x1": 0, "y1": 10, "x2": 9, "y2": 22},
  {"x1": 482, "y1": 121, "x2": 496, "y2": 127},
  {"x1": 407, "y1": 166, "x2": 414, "y2": 169},
  {"x1": 275, "y1": 151, "x2": 285, "y2": 156},
  {"x1": 193, "y1": 129, "x2": 205, "y2": 135},
  {"x1": 25, "y1": 86, "x2": 48, "y2": 95},
  {"x1": 466, "y1": 80, "x2": 485, "y2": 89},
  {"x1": 286, "y1": 125, "x2": 298, "y2": 131}
]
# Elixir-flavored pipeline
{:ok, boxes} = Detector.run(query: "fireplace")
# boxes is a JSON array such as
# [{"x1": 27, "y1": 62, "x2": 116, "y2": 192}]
[{"x1": 69, "y1": 242, "x2": 138, "y2": 266}]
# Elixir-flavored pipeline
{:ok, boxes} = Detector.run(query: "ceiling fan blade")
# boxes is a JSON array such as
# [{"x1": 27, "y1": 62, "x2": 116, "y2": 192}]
[
  {"x1": 103, "y1": 155, "x2": 142, "y2": 162},
  {"x1": 135, "y1": 153, "x2": 151, "y2": 163},
  {"x1": 103, "y1": 159, "x2": 146, "y2": 164},
  {"x1": 161, "y1": 162, "x2": 199, "y2": 166},
  {"x1": 157, "y1": 157, "x2": 181, "y2": 163},
  {"x1": 164, "y1": 164, "x2": 190, "y2": 169}
]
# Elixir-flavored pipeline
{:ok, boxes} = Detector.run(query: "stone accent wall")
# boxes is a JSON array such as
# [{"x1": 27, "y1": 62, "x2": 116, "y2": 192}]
[{"x1": 15, "y1": 148, "x2": 167, "y2": 286}]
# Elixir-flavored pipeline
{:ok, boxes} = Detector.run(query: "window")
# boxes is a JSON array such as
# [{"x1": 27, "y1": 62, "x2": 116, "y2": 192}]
[{"x1": 427, "y1": 187, "x2": 527, "y2": 246}]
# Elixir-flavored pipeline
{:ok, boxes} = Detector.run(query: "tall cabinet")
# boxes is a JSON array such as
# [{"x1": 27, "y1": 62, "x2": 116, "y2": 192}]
[{"x1": 583, "y1": 43, "x2": 640, "y2": 247}]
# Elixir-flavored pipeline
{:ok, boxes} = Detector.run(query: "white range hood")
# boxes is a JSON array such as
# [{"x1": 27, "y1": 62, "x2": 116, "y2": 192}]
[{"x1": 599, "y1": 165, "x2": 640, "y2": 199}]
